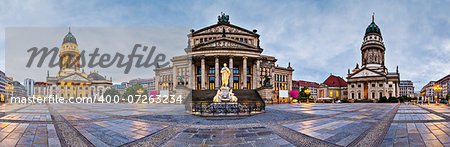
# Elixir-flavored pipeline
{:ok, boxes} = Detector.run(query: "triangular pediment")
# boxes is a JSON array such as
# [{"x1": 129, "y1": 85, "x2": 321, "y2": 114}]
[
  {"x1": 194, "y1": 24, "x2": 256, "y2": 36},
  {"x1": 349, "y1": 68, "x2": 383, "y2": 78},
  {"x1": 59, "y1": 73, "x2": 90, "y2": 82}
]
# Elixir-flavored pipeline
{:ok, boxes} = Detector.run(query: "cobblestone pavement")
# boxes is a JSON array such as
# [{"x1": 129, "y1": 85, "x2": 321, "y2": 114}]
[
  {"x1": 382, "y1": 104, "x2": 450, "y2": 147},
  {"x1": 2, "y1": 103, "x2": 450, "y2": 147}
]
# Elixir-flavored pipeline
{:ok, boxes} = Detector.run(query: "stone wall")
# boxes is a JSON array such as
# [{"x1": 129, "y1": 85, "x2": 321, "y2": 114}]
[{"x1": 257, "y1": 87, "x2": 274, "y2": 104}]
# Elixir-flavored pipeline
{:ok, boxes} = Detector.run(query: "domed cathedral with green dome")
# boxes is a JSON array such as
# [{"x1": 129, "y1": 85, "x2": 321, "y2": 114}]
[
  {"x1": 47, "y1": 28, "x2": 112, "y2": 99},
  {"x1": 346, "y1": 14, "x2": 400, "y2": 102}
]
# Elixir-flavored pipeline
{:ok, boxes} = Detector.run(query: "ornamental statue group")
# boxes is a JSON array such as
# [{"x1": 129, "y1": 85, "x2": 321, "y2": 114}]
[{"x1": 213, "y1": 63, "x2": 238, "y2": 103}]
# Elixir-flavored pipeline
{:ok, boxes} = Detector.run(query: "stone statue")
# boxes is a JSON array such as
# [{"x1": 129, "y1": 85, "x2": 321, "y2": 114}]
[
  {"x1": 229, "y1": 90, "x2": 238, "y2": 102},
  {"x1": 218, "y1": 12, "x2": 229, "y2": 23},
  {"x1": 262, "y1": 75, "x2": 271, "y2": 87},
  {"x1": 213, "y1": 89, "x2": 223, "y2": 102},
  {"x1": 221, "y1": 63, "x2": 230, "y2": 87}
]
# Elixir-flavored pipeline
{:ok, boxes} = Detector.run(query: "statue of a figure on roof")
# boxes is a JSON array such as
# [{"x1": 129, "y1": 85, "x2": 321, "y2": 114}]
[{"x1": 218, "y1": 12, "x2": 229, "y2": 23}]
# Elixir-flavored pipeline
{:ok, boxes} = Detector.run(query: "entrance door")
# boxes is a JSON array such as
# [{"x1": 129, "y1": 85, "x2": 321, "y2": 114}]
[{"x1": 364, "y1": 82, "x2": 368, "y2": 100}]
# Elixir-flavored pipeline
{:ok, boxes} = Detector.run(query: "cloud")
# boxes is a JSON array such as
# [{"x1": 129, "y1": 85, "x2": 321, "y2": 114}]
[{"x1": 0, "y1": 0, "x2": 449, "y2": 90}]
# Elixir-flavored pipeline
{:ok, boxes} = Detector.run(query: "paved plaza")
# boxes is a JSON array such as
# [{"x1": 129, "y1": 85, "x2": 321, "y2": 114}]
[{"x1": 0, "y1": 103, "x2": 450, "y2": 146}]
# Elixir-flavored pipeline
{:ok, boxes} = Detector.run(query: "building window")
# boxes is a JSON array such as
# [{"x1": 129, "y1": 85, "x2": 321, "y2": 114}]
[
  {"x1": 197, "y1": 77, "x2": 201, "y2": 90},
  {"x1": 329, "y1": 91, "x2": 333, "y2": 97},
  {"x1": 247, "y1": 77, "x2": 251, "y2": 89},
  {"x1": 351, "y1": 84, "x2": 354, "y2": 88},
  {"x1": 209, "y1": 76, "x2": 215, "y2": 90},
  {"x1": 197, "y1": 66, "x2": 201, "y2": 75},
  {"x1": 247, "y1": 66, "x2": 251, "y2": 75},
  {"x1": 244, "y1": 39, "x2": 248, "y2": 43},
  {"x1": 233, "y1": 66, "x2": 239, "y2": 74},
  {"x1": 358, "y1": 84, "x2": 361, "y2": 88},
  {"x1": 389, "y1": 84, "x2": 392, "y2": 88},
  {"x1": 233, "y1": 76, "x2": 239, "y2": 89},
  {"x1": 372, "y1": 84, "x2": 375, "y2": 87},
  {"x1": 372, "y1": 93, "x2": 375, "y2": 99},
  {"x1": 379, "y1": 84, "x2": 383, "y2": 87},
  {"x1": 200, "y1": 38, "x2": 203, "y2": 43},
  {"x1": 352, "y1": 93, "x2": 354, "y2": 99},
  {"x1": 336, "y1": 91, "x2": 339, "y2": 97},
  {"x1": 209, "y1": 66, "x2": 215, "y2": 74}
]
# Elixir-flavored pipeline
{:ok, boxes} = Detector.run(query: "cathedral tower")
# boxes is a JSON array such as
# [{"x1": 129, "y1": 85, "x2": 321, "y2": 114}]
[
  {"x1": 361, "y1": 14, "x2": 385, "y2": 72},
  {"x1": 58, "y1": 27, "x2": 81, "y2": 76}
]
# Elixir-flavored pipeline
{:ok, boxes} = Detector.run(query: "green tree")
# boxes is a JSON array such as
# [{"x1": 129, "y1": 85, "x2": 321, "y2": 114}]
[
  {"x1": 103, "y1": 88, "x2": 121, "y2": 98},
  {"x1": 298, "y1": 86, "x2": 311, "y2": 101},
  {"x1": 123, "y1": 84, "x2": 148, "y2": 98}
]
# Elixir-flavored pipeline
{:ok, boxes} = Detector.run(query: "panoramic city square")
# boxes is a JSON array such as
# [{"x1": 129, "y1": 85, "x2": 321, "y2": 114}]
[
  {"x1": 0, "y1": 103, "x2": 449, "y2": 147},
  {"x1": 1, "y1": 0, "x2": 449, "y2": 147}
]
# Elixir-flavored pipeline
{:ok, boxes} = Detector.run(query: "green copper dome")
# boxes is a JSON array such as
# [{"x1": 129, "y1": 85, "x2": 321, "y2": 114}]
[
  {"x1": 62, "y1": 30, "x2": 77, "y2": 45},
  {"x1": 365, "y1": 21, "x2": 381, "y2": 35}
]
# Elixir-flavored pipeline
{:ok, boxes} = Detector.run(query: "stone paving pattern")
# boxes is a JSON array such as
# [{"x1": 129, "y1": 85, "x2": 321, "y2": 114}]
[
  {"x1": 1, "y1": 103, "x2": 450, "y2": 146},
  {"x1": 163, "y1": 127, "x2": 294, "y2": 146},
  {"x1": 382, "y1": 105, "x2": 450, "y2": 147}
]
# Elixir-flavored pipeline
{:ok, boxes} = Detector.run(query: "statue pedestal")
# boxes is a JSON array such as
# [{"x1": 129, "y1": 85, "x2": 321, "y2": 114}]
[{"x1": 257, "y1": 87, "x2": 275, "y2": 104}]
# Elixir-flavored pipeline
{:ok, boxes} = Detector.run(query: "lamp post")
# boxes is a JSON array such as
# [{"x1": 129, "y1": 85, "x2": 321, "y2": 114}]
[
  {"x1": 433, "y1": 84, "x2": 443, "y2": 105},
  {"x1": 305, "y1": 89, "x2": 311, "y2": 104},
  {"x1": 136, "y1": 88, "x2": 144, "y2": 95}
]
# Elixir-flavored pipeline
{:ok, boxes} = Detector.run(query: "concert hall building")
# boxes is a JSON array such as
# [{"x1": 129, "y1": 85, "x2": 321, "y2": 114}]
[{"x1": 154, "y1": 13, "x2": 293, "y2": 101}]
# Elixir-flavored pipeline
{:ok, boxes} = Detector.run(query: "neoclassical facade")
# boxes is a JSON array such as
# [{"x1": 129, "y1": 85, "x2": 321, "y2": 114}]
[
  {"x1": 155, "y1": 13, "x2": 293, "y2": 96},
  {"x1": 347, "y1": 16, "x2": 400, "y2": 101},
  {"x1": 47, "y1": 28, "x2": 112, "y2": 98}
]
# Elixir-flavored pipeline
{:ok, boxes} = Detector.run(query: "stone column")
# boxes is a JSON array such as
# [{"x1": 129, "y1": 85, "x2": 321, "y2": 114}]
[
  {"x1": 252, "y1": 62, "x2": 257, "y2": 89},
  {"x1": 229, "y1": 56, "x2": 233, "y2": 88},
  {"x1": 201, "y1": 57, "x2": 206, "y2": 90},
  {"x1": 191, "y1": 62, "x2": 195, "y2": 90},
  {"x1": 256, "y1": 59, "x2": 261, "y2": 88},
  {"x1": 188, "y1": 59, "x2": 193, "y2": 89},
  {"x1": 172, "y1": 65, "x2": 177, "y2": 90},
  {"x1": 215, "y1": 56, "x2": 219, "y2": 89},
  {"x1": 243, "y1": 57, "x2": 248, "y2": 89}
]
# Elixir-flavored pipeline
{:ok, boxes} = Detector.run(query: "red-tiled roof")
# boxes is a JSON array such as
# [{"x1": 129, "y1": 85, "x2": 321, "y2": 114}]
[
  {"x1": 34, "y1": 82, "x2": 47, "y2": 85},
  {"x1": 322, "y1": 75, "x2": 347, "y2": 87},
  {"x1": 292, "y1": 80, "x2": 320, "y2": 88}
]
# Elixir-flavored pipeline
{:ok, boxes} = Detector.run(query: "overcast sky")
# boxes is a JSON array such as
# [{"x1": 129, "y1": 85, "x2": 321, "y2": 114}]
[{"x1": 0, "y1": 0, "x2": 449, "y2": 91}]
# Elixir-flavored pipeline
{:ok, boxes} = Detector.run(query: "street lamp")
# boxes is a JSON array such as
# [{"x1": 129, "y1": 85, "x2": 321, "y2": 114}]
[
  {"x1": 305, "y1": 89, "x2": 311, "y2": 104},
  {"x1": 433, "y1": 84, "x2": 443, "y2": 105},
  {"x1": 136, "y1": 88, "x2": 144, "y2": 95}
]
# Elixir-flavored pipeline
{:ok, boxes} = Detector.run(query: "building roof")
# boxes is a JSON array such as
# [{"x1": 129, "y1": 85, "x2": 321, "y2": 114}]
[
  {"x1": 62, "y1": 30, "x2": 77, "y2": 45},
  {"x1": 365, "y1": 21, "x2": 381, "y2": 35},
  {"x1": 34, "y1": 82, "x2": 47, "y2": 85},
  {"x1": 294, "y1": 80, "x2": 319, "y2": 88},
  {"x1": 436, "y1": 74, "x2": 450, "y2": 83},
  {"x1": 323, "y1": 75, "x2": 347, "y2": 87},
  {"x1": 87, "y1": 72, "x2": 106, "y2": 80}
]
